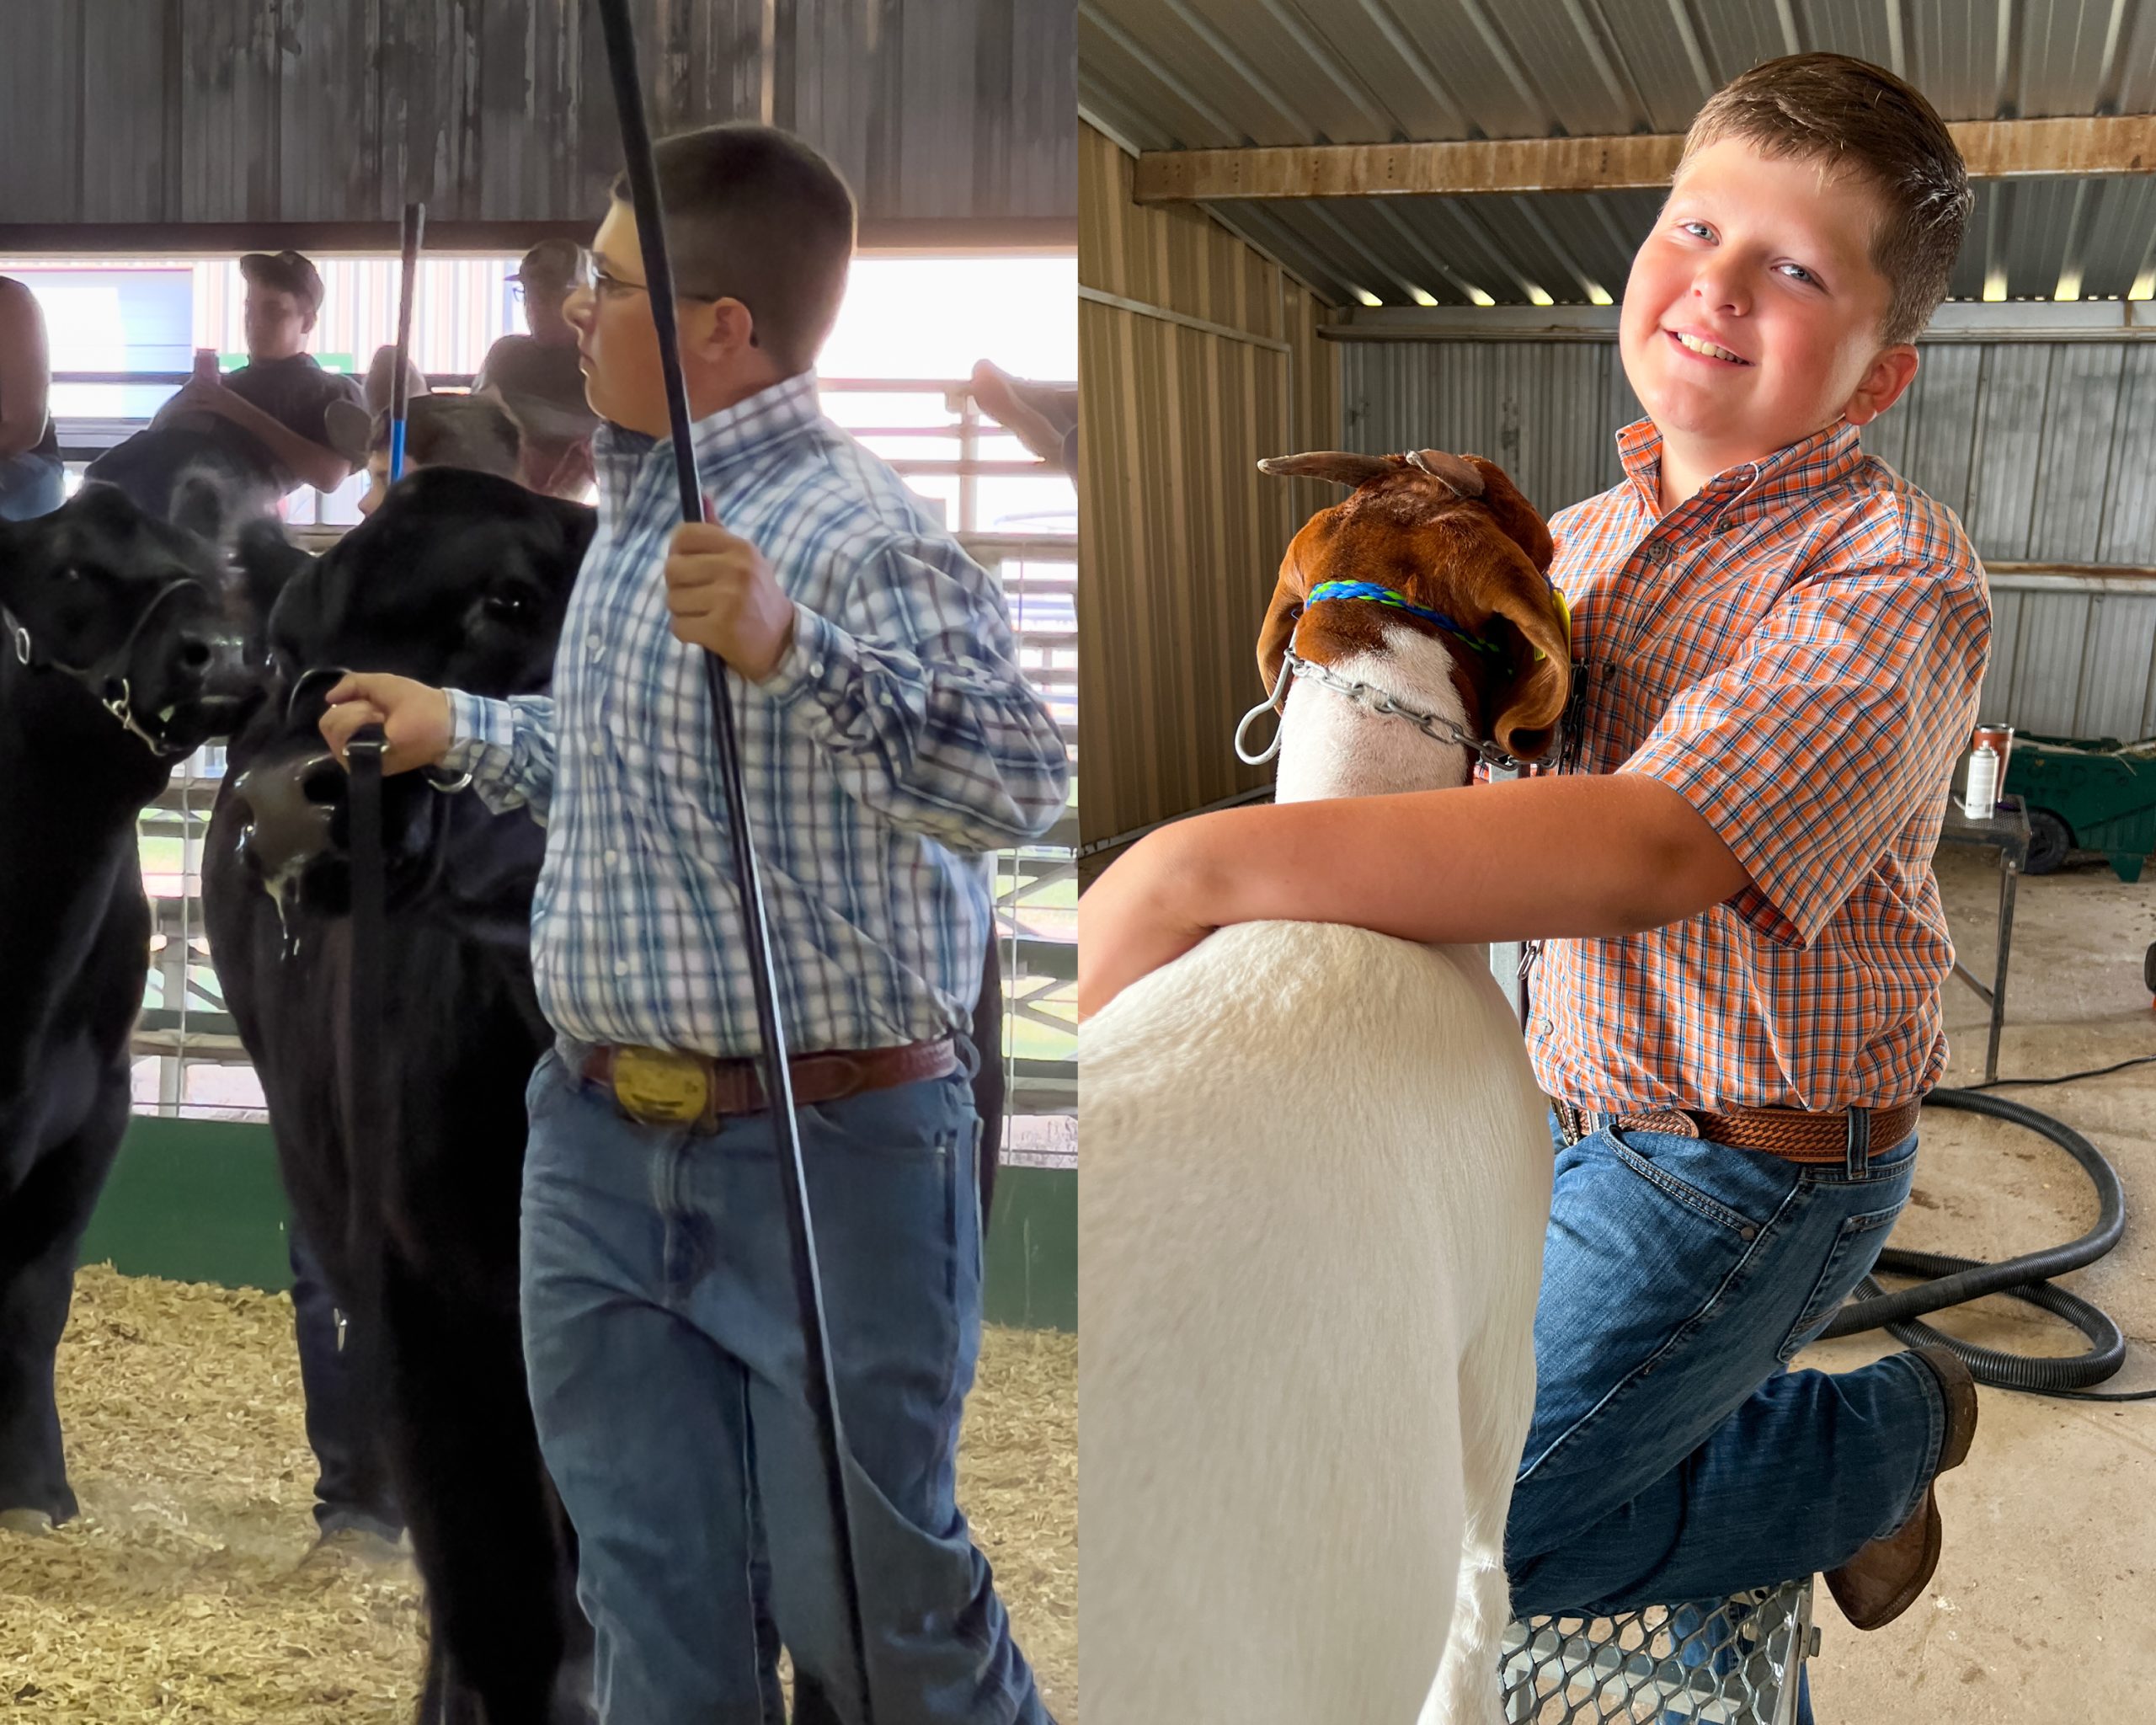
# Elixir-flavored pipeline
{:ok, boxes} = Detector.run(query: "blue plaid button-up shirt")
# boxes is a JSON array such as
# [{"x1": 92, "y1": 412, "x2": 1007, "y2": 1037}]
[{"x1": 440, "y1": 371, "x2": 1070, "y2": 1059}]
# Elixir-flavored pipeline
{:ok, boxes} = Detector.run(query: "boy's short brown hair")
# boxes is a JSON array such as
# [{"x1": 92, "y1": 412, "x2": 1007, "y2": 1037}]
[
  {"x1": 610, "y1": 123, "x2": 856, "y2": 374},
  {"x1": 1680, "y1": 53, "x2": 1972, "y2": 346}
]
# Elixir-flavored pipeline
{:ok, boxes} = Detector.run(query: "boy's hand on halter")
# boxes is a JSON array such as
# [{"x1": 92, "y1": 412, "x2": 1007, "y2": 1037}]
[
  {"x1": 320, "y1": 674, "x2": 453, "y2": 776},
  {"x1": 663, "y1": 502, "x2": 797, "y2": 681}
]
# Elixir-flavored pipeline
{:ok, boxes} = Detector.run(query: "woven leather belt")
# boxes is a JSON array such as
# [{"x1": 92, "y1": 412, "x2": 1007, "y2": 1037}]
[
  {"x1": 1554, "y1": 1096, "x2": 1926, "y2": 1166},
  {"x1": 575, "y1": 1037, "x2": 958, "y2": 1132}
]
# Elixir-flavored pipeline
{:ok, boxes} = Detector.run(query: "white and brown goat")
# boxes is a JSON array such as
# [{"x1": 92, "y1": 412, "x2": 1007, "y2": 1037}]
[{"x1": 1080, "y1": 450, "x2": 1572, "y2": 1725}]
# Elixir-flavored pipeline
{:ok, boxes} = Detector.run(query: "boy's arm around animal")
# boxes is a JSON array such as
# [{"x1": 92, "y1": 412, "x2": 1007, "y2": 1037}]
[
  {"x1": 1079, "y1": 774, "x2": 1750, "y2": 1017},
  {"x1": 1079, "y1": 547, "x2": 1991, "y2": 1017},
  {"x1": 755, "y1": 536, "x2": 1071, "y2": 851}
]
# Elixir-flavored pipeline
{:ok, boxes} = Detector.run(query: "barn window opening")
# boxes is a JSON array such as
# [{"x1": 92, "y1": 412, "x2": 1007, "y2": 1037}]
[{"x1": 5, "y1": 251, "x2": 1075, "y2": 1174}]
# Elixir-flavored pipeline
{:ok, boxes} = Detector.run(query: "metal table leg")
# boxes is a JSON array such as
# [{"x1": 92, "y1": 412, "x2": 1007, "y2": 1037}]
[{"x1": 1987, "y1": 861, "x2": 2019, "y2": 1085}]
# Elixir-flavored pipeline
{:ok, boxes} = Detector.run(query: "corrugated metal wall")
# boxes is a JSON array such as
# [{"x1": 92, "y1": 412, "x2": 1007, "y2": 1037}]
[
  {"x1": 0, "y1": 0, "x2": 1074, "y2": 235},
  {"x1": 1342, "y1": 336, "x2": 2156, "y2": 740},
  {"x1": 1988, "y1": 574, "x2": 2156, "y2": 740},
  {"x1": 1078, "y1": 123, "x2": 1339, "y2": 846}
]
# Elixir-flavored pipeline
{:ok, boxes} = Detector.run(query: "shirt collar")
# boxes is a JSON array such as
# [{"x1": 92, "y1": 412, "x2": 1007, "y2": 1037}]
[
  {"x1": 1614, "y1": 417, "x2": 1865, "y2": 525},
  {"x1": 594, "y1": 370, "x2": 822, "y2": 515}
]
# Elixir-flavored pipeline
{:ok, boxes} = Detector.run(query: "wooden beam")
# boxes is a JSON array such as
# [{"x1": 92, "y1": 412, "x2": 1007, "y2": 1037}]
[
  {"x1": 1321, "y1": 299, "x2": 2156, "y2": 342},
  {"x1": 0, "y1": 216, "x2": 1076, "y2": 258},
  {"x1": 1134, "y1": 114, "x2": 2156, "y2": 203}
]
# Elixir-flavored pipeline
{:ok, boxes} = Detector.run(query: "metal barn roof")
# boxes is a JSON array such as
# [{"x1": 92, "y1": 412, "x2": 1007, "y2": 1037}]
[{"x1": 1078, "y1": 0, "x2": 2156, "y2": 308}]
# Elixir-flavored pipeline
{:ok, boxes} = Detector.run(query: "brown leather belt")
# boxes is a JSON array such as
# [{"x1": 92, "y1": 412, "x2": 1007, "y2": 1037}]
[
  {"x1": 1554, "y1": 1096, "x2": 1926, "y2": 1166},
  {"x1": 574, "y1": 1037, "x2": 958, "y2": 1133}
]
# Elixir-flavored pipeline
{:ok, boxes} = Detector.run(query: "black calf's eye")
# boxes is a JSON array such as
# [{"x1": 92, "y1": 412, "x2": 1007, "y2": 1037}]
[{"x1": 484, "y1": 590, "x2": 534, "y2": 623}]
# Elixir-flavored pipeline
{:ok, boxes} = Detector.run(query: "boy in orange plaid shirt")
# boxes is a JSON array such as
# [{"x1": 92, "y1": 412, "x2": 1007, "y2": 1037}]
[{"x1": 1081, "y1": 52, "x2": 1991, "y2": 1677}]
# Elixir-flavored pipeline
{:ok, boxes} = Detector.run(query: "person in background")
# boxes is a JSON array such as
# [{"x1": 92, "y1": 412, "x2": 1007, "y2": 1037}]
[
  {"x1": 360, "y1": 344, "x2": 431, "y2": 419},
  {"x1": 86, "y1": 249, "x2": 363, "y2": 526},
  {"x1": 0, "y1": 275, "x2": 65, "y2": 521},
  {"x1": 473, "y1": 240, "x2": 600, "y2": 500},
  {"x1": 970, "y1": 360, "x2": 1076, "y2": 477},
  {"x1": 326, "y1": 390, "x2": 526, "y2": 517}
]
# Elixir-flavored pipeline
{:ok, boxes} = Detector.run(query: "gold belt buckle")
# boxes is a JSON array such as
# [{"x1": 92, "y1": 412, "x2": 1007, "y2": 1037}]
[{"x1": 610, "y1": 1047, "x2": 708, "y2": 1124}]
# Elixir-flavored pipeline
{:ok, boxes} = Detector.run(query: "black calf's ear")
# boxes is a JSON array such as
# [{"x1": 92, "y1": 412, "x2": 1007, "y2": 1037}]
[{"x1": 549, "y1": 496, "x2": 600, "y2": 560}]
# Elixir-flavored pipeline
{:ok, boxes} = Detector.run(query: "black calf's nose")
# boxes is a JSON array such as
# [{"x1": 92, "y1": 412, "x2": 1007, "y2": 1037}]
[
  {"x1": 232, "y1": 747, "x2": 345, "y2": 883},
  {"x1": 176, "y1": 622, "x2": 249, "y2": 693}
]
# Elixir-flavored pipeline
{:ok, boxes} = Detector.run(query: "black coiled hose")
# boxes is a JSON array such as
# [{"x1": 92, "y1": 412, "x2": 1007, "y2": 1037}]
[{"x1": 1821, "y1": 1087, "x2": 2132, "y2": 1394}]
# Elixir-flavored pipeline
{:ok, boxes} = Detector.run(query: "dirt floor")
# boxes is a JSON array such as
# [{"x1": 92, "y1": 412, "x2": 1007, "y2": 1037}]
[
  {"x1": 0, "y1": 1268, "x2": 1076, "y2": 1722},
  {"x1": 1795, "y1": 846, "x2": 2156, "y2": 1724}
]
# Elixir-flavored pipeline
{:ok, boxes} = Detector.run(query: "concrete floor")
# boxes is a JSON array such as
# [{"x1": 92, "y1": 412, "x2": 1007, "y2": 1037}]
[{"x1": 1796, "y1": 845, "x2": 2155, "y2": 1722}]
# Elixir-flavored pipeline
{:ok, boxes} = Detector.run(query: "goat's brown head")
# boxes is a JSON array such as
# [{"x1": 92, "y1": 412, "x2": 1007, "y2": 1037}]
[{"x1": 1254, "y1": 449, "x2": 1570, "y2": 763}]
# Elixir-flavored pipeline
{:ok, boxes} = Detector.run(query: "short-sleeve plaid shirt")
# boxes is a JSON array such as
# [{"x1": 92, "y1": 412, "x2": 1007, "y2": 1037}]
[{"x1": 1528, "y1": 416, "x2": 1991, "y2": 1113}]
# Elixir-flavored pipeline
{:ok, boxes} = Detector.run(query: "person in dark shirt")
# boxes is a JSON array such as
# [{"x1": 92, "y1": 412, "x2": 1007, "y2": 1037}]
[
  {"x1": 472, "y1": 240, "x2": 599, "y2": 499},
  {"x1": 0, "y1": 275, "x2": 64, "y2": 521},
  {"x1": 86, "y1": 249, "x2": 363, "y2": 530}
]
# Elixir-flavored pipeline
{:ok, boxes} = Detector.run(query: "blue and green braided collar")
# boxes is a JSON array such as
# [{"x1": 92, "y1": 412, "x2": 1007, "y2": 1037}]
[{"x1": 1304, "y1": 579, "x2": 1508, "y2": 663}]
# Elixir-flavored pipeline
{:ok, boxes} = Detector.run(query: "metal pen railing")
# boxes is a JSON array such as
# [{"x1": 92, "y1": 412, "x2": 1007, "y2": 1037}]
[{"x1": 99, "y1": 376, "x2": 1075, "y2": 1156}]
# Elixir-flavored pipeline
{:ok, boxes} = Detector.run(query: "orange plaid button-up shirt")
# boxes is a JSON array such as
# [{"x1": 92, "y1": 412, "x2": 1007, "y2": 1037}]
[{"x1": 1528, "y1": 417, "x2": 1991, "y2": 1113}]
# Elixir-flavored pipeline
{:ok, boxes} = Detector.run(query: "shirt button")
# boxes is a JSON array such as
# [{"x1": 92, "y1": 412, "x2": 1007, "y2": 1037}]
[
  {"x1": 811, "y1": 660, "x2": 826, "y2": 677},
  {"x1": 590, "y1": 736, "x2": 605, "y2": 757},
  {"x1": 604, "y1": 848, "x2": 620, "y2": 867},
  {"x1": 614, "y1": 959, "x2": 631, "y2": 976},
  {"x1": 588, "y1": 633, "x2": 604, "y2": 658}
]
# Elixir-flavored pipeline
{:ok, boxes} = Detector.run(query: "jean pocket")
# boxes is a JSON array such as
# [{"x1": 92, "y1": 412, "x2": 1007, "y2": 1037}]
[
  {"x1": 1777, "y1": 1200, "x2": 1908, "y2": 1361},
  {"x1": 1607, "y1": 1130, "x2": 1793, "y2": 1238}
]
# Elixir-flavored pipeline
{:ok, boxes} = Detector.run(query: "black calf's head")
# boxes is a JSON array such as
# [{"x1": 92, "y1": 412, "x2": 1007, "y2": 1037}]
[
  {"x1": 0, "y1": 483, "x2": 253, "y2": 756},
  {"x1": 223, "y1": 468, "x2": 595, "y2": 916}
]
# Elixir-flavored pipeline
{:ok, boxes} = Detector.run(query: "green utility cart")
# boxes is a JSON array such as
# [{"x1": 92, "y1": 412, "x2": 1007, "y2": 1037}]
[{"x1": 2002, "y1": 733, "x2": 2156, "y2": 883}]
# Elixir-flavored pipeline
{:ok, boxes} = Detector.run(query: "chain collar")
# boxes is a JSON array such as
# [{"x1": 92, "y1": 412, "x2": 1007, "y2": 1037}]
[
  {"x1": 1235, "y1": 644, "x2": 1553, "y2": 774},
  {"x1": 1283, "y1": 649, "x2": 1543, "y2": 772}
]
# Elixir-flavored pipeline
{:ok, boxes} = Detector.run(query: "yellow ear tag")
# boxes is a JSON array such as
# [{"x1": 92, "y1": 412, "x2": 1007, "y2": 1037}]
[{"x1": 1534, "y1": 586, "x2": 1572, "y2": 663}]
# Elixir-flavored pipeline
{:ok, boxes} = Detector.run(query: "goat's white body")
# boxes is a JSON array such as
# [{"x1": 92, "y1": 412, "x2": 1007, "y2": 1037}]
[{"x1": 1081, "y1": 625, "x2": 1552, "y2": 1723}]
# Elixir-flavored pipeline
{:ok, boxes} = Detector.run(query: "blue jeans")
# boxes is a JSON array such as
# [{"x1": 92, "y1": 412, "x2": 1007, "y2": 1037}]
[
  {"x1": 520, "y1": 1049, "x2": 1049, "y2": 1725},
  {"x1": 1505, "y1": 1120, "x2": 1947, "y2": 1721},
  {"x1": 0, "y1": 452, "x2": 64, "y2": 521},
  {"x1": 287, "y1": 1226, "x2": 403, "y2": 1540}
]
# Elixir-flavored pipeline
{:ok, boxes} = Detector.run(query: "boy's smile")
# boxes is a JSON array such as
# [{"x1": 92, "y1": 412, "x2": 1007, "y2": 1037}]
[{"x1": 1620, "y1": 137, "x2": 1919, "y2": 509}]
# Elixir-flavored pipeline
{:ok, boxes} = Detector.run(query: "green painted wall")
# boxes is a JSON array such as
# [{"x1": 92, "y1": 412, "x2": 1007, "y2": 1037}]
[
  {"x1": 77, "y1": 1116, "x2": 295, "y2": 1291},
  {"x1": 79, "y1": 1115, "x2": 1077, "y2": 1332}
]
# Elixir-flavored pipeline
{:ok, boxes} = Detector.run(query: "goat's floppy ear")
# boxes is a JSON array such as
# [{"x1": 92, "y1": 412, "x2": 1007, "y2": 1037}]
[
  {"x1": 1478, "y1": 545, "x2": 1572, "y2": 761},
  {"x1": 1255, "y1": 528, "x2": 1321, "y2": 700},
  {"x1": 1257, "y1": 451, "x2": 1395, "y2": 489},
  {"x1": 1460, "y1": 454, "x2": 1554, "y2": 574}
]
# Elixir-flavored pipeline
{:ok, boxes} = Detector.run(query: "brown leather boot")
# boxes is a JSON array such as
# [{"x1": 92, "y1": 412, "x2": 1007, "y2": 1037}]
[{"x1": 1824, "y1": 1345, "x2": 1979, "y2": 1629}]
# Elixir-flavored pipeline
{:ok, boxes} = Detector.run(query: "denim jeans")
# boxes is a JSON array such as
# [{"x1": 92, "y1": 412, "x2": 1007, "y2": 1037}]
[
  {"x1": 520, "y1": 1048, "x2": 1049, "y2": 1725},
  {"x1": 0, "y1": 452, "x2": 64, "y2": 521},
  {"x1": 287, "y1": 1226, "x2": 403, "y2": 1541},
  {"x1": 1504, "y1": 1119, "x2": 1947, "y2": 1701}
]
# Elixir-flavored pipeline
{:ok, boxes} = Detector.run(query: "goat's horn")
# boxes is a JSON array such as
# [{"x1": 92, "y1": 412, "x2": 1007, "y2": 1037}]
[
  {"x1": 1406, "y1": 449, "x2": 1485, "y2": 498},
  {"x1": 1257, "y1": 451, "x2": 1396, "y2": 488}
]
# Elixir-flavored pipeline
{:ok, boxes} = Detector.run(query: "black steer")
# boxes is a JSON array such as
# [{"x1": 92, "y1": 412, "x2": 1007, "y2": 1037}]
[
  {"x1": 205, "y1": 468, "x2": 595, "y2": 1723},
  {"x1": 0, "y1": 484, "x2": 251, "y2": 1530}
]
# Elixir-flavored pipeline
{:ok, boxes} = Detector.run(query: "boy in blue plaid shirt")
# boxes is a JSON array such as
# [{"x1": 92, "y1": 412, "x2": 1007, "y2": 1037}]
[{"x1": 324, "y1": 125, "x2": 1068, "y2": 1725}]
